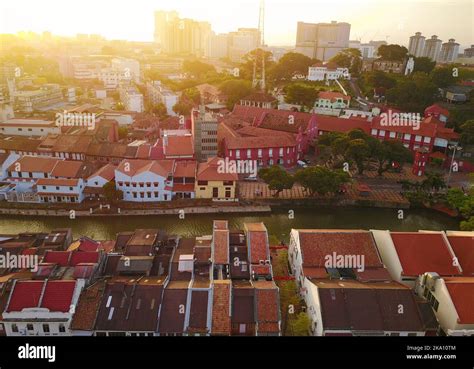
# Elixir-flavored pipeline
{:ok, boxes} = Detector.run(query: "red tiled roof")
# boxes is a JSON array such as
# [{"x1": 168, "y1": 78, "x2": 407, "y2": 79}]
[
  {"x1": 448, "y1": 235, "x2": 474, "y2": 276},
  {"x1": 295, "y1": 230, "x2": 383, "y2": 269},
  {"x1": 41, "y1": 280, "x2": 76, "y2": 312},
  {"x1": 70, "y1": 251, "x2": 100, "y2": 266},
  {"x1": 196, "y1": 157, "x2": 238, "y2": 181},
  {"x1": 318, "y1": 91, "x2": 350, "y2": 102},
  {"x1": 241, "y1": 92, "x2": 277, "y2": 103},
  {"x1": 173, "y1": 183, "x2": 195, "y2": 192},
  {"x1": 116, "y1": 159, "x2": 174, "y2": 178},
  {"x1": 8, "y1": 156, "x2": 59, "y2": 173},
  {"x1": 211, "y1": 280, "x2": 231, "y2": 335},
  {"x1": 164, "y1": 136, "x2": 194, "y2": 157},
  {"x1": 317, "y1": 115, "x2": 371, "y2": 134},
  {"x1": 6, "y1": 280, "x2": 43, "y2": 312},
  {"x1": 246, "y1": 224, "x2": 269, "y2": 264},
  {"x1": 425, "y1": 104, "x2": 449, "y2": 117},
  {"x1": 73, "y1": 264, "x2": 96, "y2": 279},
  {"x1": 213, "y1": 229, "x2": 229, "y2": 264},
  {"x1": 50, "y1": 160, "x2": 84, "y2": 178},
  {"x1": 254, "y1": 281, "x2": 280, "y2": 327},
  {"x1": 37, "y1": 178, "x2": 79, "y2": 187},
  {"x1": 174, "y1": 161, "x2": 197, "y2": 178},
  {"x1": 88, "y1": 164, "x2": 116, "y2": 182},
  {"x1": 444, "y1": 278, "x2": 474, "y2": 324},
  {"x1": 43, "y1": 251, "x2": 71, "y2": 267},
  {"x1": 390, "y1": 232, "x2": 461, "y2": 277}
]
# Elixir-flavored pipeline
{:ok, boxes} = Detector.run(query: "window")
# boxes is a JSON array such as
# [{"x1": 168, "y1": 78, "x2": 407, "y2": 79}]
[
  {"x1": 404, "y1": 133, "x2": 411, "y2": 140},
  {"x1": 197, "y1": 180, "x2": 208, "y2": 186},
  {"x1": 27, "y1": 324, "x2": 34, "y2": 331},
  {"x1": 69, "y1": 187, "x2": 73, "y2": 190},
  {"x1": 415, "y1": 135, "x2": 422, "y2": 142},
  {"x1": 279, "y1": 148, "x2": 283, "y2": 156},
  {"x1": 43, "y1": 324, "x2": 50, "y2": 333},
  {"x1": 225, "y1": 189, "x2": 231, "y2": 198},
  {"x1": 269, "y1": 148, "x2": 273, "y2": 157},
  {"x1": 12, "y1": 324, "x2": 18, "y2": 333},
  {"x1": 236, "y1": 150, "x2": 240, "y2": 159},
  {"x1": 223, "y1": 181, "x2": 233, "y2": 186},
  {"x1": 379, "y1": 130, "x2": 385, "y2": 136},
  {"x1": 423, "y1": 137, "x2": 431, "y2": 143},
  {"x1": 247, "y1": 149, "x2": 251, "y2": 158},
  {"x1": 371, "y1": 129, "x2": 378, "y2": 136},
  {"x1": 239, "y1": 324, "x2": 246, "y2": 334},
  {"x1": 56, "y1": 186, "x2": 60, "y2": 190},
  {"x1": 258, "y1": 149, "x2": 262, "y2": 158},
  {"x1": 212, "y1": 188, "x2": 219, "y2": 198},
  {"x1": 389, "y1": 132, "x2": 396, "y2": 138}
]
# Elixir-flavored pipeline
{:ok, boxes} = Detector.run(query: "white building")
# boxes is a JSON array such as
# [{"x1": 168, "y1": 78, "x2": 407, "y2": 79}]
[
  {"x1": 415, "y1": 273, "x2": 474, "y2": 336},
  {"x1": 2, "y1": 279, "x2": 85, "y2": 336},
  {"x1": 307, "y1": 63, "x2": 350, "y2": 81},
  {"x1": 423, "y1": 35, "x2": 443, "y2": 61},
  {"x1": 408, "y1": 32, "x2": 426, "y2": 57},
  {"x1": 115, "y1": 159, "x2": 174, "y2": 202},
  {"x1": 146, "y1": 81, "x2": 178, "y2": 116},
  {"x1": 111, "y1": 57, "x2": 140, "y2": 83},
  {"x1": 36, "y1": 178, "x2": 85, "y2": 203},
  {"x1": 119, "y1": 85, "x2": 144, "y2": 113},
  {"x1": 0, "y1": 152, "x2": 19, "y2": 180},
  {"x1": 0, "y1": 118, "x2": 60, "y2": 137},
  {"x1": 439, "y1": 39, "x2": 460, "y2": 63},
  {"x1": 207, "y1": 33, "x2": 229, "y2": 59}
]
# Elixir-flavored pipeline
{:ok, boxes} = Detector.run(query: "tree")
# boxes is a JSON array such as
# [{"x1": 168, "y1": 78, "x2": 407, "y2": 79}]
[
  {"x1": 365, "y1": 71, "x2": 397, "y2": 89},
  {"x1": 259, "y1": 166, "x2": 294, "y2": 197},
  {"x1": 460, "y1": 120, "x2": 474, "y2": 145},
  {"x1": 386, "y1": 72, "x2": 436, "y2": 112},
  {"x1": 219, "y1": 79, "x2": 254, "y2": 109},
  {"x1": 377, "y1": 44, "x2": 408, "y2": 61},
  {"x1": 430, "y1": 67, "x2": 455, "y2": 88},
  {"x1": 147, "y1": 102, "x2": 168, "y2": 117},
  {"x1": 269, "y1": 52, "x2": 318, "y2": 83},
  {"x1": 413, "y1": 57, "x2": 436, "y2": 74},
  {"x1": 181, "y1": 87, "x2": 201, "y2": 104},
  {"x1": 118, "y1": 127, "x2": 128, "y2": 140},
  {"x1": 345, "y1": 139, "x2": 370, "y2": 175},
  {"x1": 103, "y1": 181, "x2": 123, "y2": 202},
  {"x1": 172, "y1": 100, "x2": 193, "y2": 116},
  {"x1": 183, "y1": 60, "x2": 216, "y2": 78},
  {"x1": 329, "y1": 48, "x2": 362, "y2": 75},
  {"x1": 294, "y1": 166, "x2": 350, "y2": 197},
  {"x1": 239, "y1": 48, "x2": 274, "y2": 81},
  {"x1": 372, "y1": 140, "x2": 413, "y2": 175},
  {"x1": 284, "y1": 83, "x2": 318, "y2": 109},
  {"x1": 289, "y1": 312, "x2": 311, "y2": 336},
  {"x1": 421, "y1": 172, "x2": 446, "y2": 193}
]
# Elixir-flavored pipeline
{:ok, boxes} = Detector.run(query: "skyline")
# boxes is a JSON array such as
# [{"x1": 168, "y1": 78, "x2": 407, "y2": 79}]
[{"x1": 0, "y1": 0, "x2": 472, "y2": 50}]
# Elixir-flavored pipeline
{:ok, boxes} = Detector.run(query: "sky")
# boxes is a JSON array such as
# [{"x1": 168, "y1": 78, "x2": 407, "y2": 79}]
[{"x1": 0, "y1": 0, "x2": 473, "y2": 49}]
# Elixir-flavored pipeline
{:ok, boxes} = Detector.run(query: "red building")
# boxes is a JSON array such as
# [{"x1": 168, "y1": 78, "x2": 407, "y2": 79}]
[
  {"x1": 424, "y1": 104, "x2": 450, "y2": 123},
  {"x1": 412, "y1": 148, "x2": 430, "y2": 176}
]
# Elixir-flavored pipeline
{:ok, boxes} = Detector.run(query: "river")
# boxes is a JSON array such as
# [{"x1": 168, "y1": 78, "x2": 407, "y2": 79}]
[{"x1": 0, "y1": 207, "x2": 459, "y2": 242}]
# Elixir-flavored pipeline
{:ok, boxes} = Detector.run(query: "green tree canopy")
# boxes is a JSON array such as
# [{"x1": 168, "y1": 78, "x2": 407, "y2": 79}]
[
  {"x1": 259, "y1": 165, "x2": 294, "y2": 197},
  {"x1": 377, "y1": 44, "x2": 408, "y2": 61}
]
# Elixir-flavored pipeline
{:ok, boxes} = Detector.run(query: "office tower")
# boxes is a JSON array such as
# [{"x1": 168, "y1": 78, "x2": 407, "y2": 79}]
[
  {"x1": 408, "y1": 32, "x2": 426, "y2": 57},
  {"x1": 154, "y1": 10, "x2": 178, "y2": 45},
  {"x1": 439, "y1": 39, "x2": 460, "y2": 63},
  {"x1": 423, "y1": 35, "x2": 443, "y2": 61},
  {"x1": 207, "y1": 33, "x2": 229, "y2": 59},
  {"x1": 295, "y1": 21, "x2": 351, "y2": 61},
  {"x1": 228, "y1": 28, "x2": 261, "y2": 62},
  {"x1": 192, "y1": 106, "x2": 218, "y2": 162}
]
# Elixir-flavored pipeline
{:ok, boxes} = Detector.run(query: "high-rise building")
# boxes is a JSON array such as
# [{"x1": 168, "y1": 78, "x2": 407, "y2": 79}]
[
  {"x1": 206, "y1": 33, "x2": 229, "y2": 59},
  {"x1": 154, "y1": 10, "x2": 179, "y2": 45},
  {"x1": 423, "y1": 35, "x2": 443, "y2": 61},
  {"x1": 408, "y1": 32, "x2": 426, "y2": 57},
  {"x1": 192, "y1": 107, "x2": 218, "y2": 162},
  {"x1": 464, "y1": 45, "x2": 474, "y2": 58},
  {"x1": 154, "y1": 10, "x2": 211, "y2": 56},
  {"x1": 228, "y1": 28, "x2": 261, "y2": 62},
  {"x1": 295, "y1": 21, "x2": 350, "y2": 61},
  {"x1": 438, "y1": 39, "x2": 460, "y2": 63}
]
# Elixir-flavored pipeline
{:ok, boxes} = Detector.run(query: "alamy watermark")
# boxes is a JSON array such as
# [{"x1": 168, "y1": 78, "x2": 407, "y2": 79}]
[
  {"x1": 0, "y1": 252, "x2": 39, "y2": 272},
  {"x1": 324, "y1": 252, "x2": 365, "y2": 272},
  {"x1": 55, "y1": 111, "x2": 96, "y2": 130},
  {"x1": 379, "y1": 111, "x2": 421, "y2": 131},
  {"x1": 217, "y1": 158, "x2": 258, "y2": 177}
]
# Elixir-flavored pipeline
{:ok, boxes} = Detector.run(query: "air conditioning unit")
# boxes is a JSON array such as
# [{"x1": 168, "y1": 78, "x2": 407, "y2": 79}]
[
  {"x1": 265, "y1": 260, "x2": 270, "y2": 265},
  {"x1": 259, "y1": 260, "x2": 265, "y2": 265}
]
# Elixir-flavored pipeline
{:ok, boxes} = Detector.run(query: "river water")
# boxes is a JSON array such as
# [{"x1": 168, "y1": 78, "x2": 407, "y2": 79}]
[{"x1": 0, "y1": 207, "x2": 459, "y2": 242}]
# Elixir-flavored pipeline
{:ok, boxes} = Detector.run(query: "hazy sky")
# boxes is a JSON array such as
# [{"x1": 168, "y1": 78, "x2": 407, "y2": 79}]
[{"x1": 1, "y1": 0, "x2": 473, "y2": 49}]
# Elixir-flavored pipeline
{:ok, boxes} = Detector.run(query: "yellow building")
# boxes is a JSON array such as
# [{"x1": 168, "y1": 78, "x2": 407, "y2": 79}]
[{"x1": 195, "y1": 157, "x2": 238, "y2": 200}]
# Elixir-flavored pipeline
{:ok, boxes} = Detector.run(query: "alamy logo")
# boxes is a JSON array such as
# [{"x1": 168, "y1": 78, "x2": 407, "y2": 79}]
[
  {"x1": 379, "y1": 111, "x2": 421, "y2": 131},
  {"x1": 217, "y1": 158, "x2": 257, "y2": 177},
  {"x1": 18, "y1": 344, "x2": 56, "y2": 363},
  {"x1": 55, "y1": 111, "x2": 96, "y2": 130},
  {"x1": 0, "y1": 252, "x2": 39, "y2": 272},
  {"x1": 324, "y1": 252, "x2": 365, "y2": 272}
]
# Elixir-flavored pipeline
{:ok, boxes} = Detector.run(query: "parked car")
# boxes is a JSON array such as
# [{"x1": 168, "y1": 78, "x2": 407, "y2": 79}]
[
  {"x1": 244, "y1": 176, "x2": 258, "y2": 182},
  {"x1": 297, "y1": 160, "x2": 308, "y2": 168}
]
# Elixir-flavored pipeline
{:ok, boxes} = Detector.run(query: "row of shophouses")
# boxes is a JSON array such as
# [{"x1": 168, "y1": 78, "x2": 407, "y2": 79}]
[{"x1": 0, "y1": 154, "x2": 237, "y2": 203}]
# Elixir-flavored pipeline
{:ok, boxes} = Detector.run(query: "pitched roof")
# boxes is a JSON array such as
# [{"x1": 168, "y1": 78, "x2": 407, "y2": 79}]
[
  {"x1": 315, "y1": 280, "x2": 424, "y2": 332},
  {"x1": 294, "y1": 229, "x2": 383, "y2": 269},
  {"x1": 318, "y1": 91, "x2": 350, "y2": 102},
  {"x1": 70, "y1": 279, "x2": 106, "y2": 331},
  {"x1": 245, "y1": 222, "x2": 270, "y2": 264},
  {"x1": 41, "y1": 280, "x2": 76, "y2": 312},
  {"x1": 254, "y1": 280, "x2": 280, "y2": 332},
  {"x1": 5, "y1": 280, "x2": 43, "y2": 312},
  {"x1": 196, "y1": 157, "x2": 238, "y2": 181},
  {"x1": 444, "y1": 278, "x2": 474, "y2": 324},
  {"x1": 158, "y1": 287, "x2": 188, "y2": 334},
  {"x1": 36, "y1": 178, "x2": 80, "y2": 187},
  {"x1": 240, "y1": 92, "x2": 277, "y2": 103},
  {"x1": 316, "y1": 115, "x2": 371, "y2": 134},
  {"x1": 390, "y1": 232, "x2": 461, "y2": 277},
  {"x1": 173, "y1": 161, "x2": 197, "y2": 178},
  {"x1": 116, "y1": 159, "x2": 174, "y2": 178},
  {"x1": 225, "y1": 135, "x2": 295, "y2": 150},
  {"x1": 447, "y1": 234, "x2": 474, "y2": 276},
  {"x1": 187, "y1": 290, "x2": 210, "y2": 333},
  {"x1": 50, "y1": 160, "x2": 87, "y2": 178},
  {"x1": 211, "y1": 280, "x2": 231, "y2": 335},
  {"x1": 8, "y1": 156, "x2": 59, "y2": 173},
  {"x1": 163, "y1": 135, "x2": 194, "y2": 157},
  {"x1": 88, "y1": 163, "x2": 116, "y2": 182}
]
